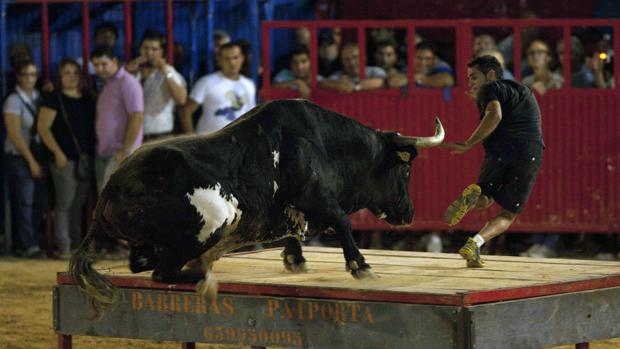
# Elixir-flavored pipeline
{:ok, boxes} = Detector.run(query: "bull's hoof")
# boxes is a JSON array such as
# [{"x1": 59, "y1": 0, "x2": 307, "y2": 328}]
[
  {"x1": 283, "y1": 254, "x2": 308, "y2": 273},
  {"x1": 196, "y1": 273, "x2": 218, "y2": 301},
  {"x1": 351, "y1": 267, "x2": 378, "y2": 280},
  {"x1": 346, "y1": 260, "x2": 378, "y2": 280}
]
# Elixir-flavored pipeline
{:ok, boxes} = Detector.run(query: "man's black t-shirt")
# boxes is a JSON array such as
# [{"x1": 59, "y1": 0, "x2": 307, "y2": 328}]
[
  {"x1": 41, "y1": 92, "x2": 96, "y2": 160},
  {"x1": 477, "y1": 79, "x2": 544, "y2": 151}
]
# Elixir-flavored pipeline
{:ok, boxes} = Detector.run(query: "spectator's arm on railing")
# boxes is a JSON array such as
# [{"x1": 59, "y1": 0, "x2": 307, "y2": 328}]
[{"x1": 419, "y1": 72, "x2": 454, "y2": 88}]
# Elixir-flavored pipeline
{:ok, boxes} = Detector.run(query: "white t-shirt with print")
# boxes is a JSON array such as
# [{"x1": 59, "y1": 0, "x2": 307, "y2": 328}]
[{"x1": 189, "y1": 71, "x2": 256, "y2": 135}]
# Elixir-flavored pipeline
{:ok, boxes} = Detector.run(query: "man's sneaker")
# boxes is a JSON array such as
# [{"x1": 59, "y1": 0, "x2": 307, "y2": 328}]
[
  {"x1": 459, "y1": 237, "x2": 485, "y2": 268},
  {"x1": 445, "y1": 184, "x2": 482, "y2": 226}
]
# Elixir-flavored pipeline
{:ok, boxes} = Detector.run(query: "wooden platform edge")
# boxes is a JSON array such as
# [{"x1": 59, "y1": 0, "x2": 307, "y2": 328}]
[{"x1": 57, "y1": 272, "x2": 620, "y2": 307}]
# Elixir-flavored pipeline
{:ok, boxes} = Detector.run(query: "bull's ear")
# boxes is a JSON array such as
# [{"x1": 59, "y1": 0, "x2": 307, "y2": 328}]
[{"x1": 397, "y1": 151, "x2": 410, "y2": 162}]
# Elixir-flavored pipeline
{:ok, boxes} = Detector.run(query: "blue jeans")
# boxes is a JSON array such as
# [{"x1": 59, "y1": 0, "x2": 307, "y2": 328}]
[{"x1": 5, "y1": 155, "x2": 46, "y2": 250}]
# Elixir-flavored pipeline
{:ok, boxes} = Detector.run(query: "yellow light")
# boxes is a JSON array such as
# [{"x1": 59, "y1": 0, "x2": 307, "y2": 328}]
[{"x1": 599, "y1": 52, "x2": 608, "y2": 60}]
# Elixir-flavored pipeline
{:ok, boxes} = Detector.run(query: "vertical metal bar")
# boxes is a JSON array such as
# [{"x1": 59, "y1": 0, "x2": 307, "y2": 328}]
[
  {"x1": 614, "y1": 24, "x2": 620, "y2": 89},
  {"x1": 0, "y1": 0, "x2": 7, "y2": 96},
  {"x1": 41, "y1": 0, "x2": 51, "y2": 80},
  {"x1": 124, "y1": 0, "x2": 132, "y2": 62},
  {"x1": 189, "y1": 2, "x2": 197, "y2": 85},
  {"x1": 309, "y1": 24, "x2": 318, "y2": 91},
  {"x1": 249, "y1": 0, "x2": 259, "y2": 84},
  {"x1": 206, "y1": 0, "x2": 214, "y2": 73},
  {"x1": 81, "y1": 0, "x2": 90, "y2": 78},
  {"x1": 57, "y1": 334, "x2": 72, "y2": 349},
  {"x1": 513, "y1": 23, "x2": 522, "y2": 81},
  {"x1": 562, "y1": 24, "x2": 571, "y2": 89},
  {"x1": 357, "y1": 25, "x2": 366, "y2": 80},
  {"x1": 261, "y1": 22, "x2": 272, "y2": 91},
  {"x1": 165, "y1": 0, "x2": 174, "y2": 64},
  {"x1": 406, "y1": 24, "x2": 416, "y2": 93}
]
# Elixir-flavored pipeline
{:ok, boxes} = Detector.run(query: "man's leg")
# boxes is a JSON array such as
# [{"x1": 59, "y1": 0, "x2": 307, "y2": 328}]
[{"x1": 459, "y1": 209, "x2": 517, "y2": 267}]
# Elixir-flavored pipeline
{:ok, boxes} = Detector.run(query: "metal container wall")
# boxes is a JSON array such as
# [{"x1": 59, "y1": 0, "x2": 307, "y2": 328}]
[{"x1": 262, "y1": 88, "x2": 620, "y2": 233}]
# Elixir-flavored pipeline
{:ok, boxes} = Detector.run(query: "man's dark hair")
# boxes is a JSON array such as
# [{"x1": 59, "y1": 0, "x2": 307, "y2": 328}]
[
  {"x1": 219, "y1": 41, "x2": 243, "y2": 55},
  {"x1": 91, "y1": 45, "x2": 117, "y2": 60},
  {"x1": 375, "y1": 40, "x2": 398, "y2": 53},
  {"x1": 467, "y1": 55, "x2": 503, "y2": 79},
  {"x1": 94, "y1": 22, "x2": 118, "y2": 40},
  {"x1": 416, "y1": 41, "x2": 438, "y2": 56},
  {"x1": 140, "y1": 29, "x2": 166, "y2": 47},
  {"x1": 290, "y1": 46, "x2": 310, "y2": 61},
  {"x1": 15, "y1": 58, "x2": 36, "y2": 75}
]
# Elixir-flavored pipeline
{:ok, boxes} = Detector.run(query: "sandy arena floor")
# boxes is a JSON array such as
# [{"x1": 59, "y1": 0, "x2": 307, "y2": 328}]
[{"x1": 0, "y1": 257, "x2": 618, "y2": 349}]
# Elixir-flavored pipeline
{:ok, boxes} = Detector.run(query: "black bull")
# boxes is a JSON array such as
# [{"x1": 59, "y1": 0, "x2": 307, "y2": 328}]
[{"x1": 70, "y1": 99, "x2": 444, "y2": 311}]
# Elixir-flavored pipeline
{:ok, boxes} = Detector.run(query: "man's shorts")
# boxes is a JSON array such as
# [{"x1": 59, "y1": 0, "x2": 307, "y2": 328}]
[{"x1": 478, "y1": 139, "x2": 544, "y2": 214}]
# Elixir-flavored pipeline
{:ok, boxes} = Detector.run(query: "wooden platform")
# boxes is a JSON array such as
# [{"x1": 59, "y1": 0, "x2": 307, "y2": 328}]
[{"x1": 54, "y1": 247, "x2": 620, "y2": 349}]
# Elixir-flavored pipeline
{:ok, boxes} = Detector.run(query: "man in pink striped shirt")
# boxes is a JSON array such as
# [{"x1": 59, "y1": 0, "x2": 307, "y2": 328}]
[{"x1": 91, "y1": 45, "x2": 144, "y2": 193}]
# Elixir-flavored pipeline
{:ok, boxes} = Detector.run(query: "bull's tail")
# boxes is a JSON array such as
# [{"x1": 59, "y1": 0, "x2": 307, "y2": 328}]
[{"x1": 69, "y1": 200, "x2": 118, "y2": 317}]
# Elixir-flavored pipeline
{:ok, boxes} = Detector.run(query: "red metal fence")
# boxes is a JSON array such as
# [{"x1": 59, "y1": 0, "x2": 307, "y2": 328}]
[{"x1": 260, "y1": 19, "x2": 620, "y2": 233}]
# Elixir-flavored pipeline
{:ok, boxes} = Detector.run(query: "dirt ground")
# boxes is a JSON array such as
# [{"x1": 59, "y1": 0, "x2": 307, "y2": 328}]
[{"x1": 0, "y1": 257, "x2": 618, "y2": 349}]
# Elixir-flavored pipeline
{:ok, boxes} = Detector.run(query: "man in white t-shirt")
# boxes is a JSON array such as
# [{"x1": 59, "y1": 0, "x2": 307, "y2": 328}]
[
  {"x1": 125, "y1": 29, "x2": 187, "y2": 141},
  {"x1": 180, "y1": 41, "x2": 256, "y2": 135}
]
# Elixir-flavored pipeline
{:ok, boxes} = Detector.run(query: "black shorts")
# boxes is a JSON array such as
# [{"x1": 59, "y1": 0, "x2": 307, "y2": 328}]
[{"x1": 478, "y1": 139, "x2": 544, "y2": 214}]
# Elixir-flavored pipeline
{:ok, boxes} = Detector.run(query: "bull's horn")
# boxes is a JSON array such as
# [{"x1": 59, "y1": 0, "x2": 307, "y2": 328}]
[{"x1": 394, "y1": 116, "x2": 445, "y2": 148}]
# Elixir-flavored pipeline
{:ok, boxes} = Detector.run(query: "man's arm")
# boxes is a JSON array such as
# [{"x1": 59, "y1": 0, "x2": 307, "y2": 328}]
[
  {"x1": 179, "y1": 99, "x2": 200, "y2": 134},
  {"x1": 164, "y1": 69, "x2": 188, "y2": 105},
  {"x1": 360, "y1": 77, "x2": 386, "y2": 90},
  {"x1": 419, "y1": 72, "x2": 455, "y2": 87},
  {"x1": 117, "y1": 111, "x2": 144, "y2": 163},
  {"x1": 443, "y1": 100, "x2": 502, "y2": 153}
]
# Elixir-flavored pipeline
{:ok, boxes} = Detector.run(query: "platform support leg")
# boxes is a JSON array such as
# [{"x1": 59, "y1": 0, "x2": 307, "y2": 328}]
[
  {"x1": 58, "y1": 334, "x2": 72, "y2": 349},
  {"x1": 182, "y1": 343, "x2": 195, "y2": 349},
  {"x1": 576, "y1": 343, "x2": 589, "y2": 349}
]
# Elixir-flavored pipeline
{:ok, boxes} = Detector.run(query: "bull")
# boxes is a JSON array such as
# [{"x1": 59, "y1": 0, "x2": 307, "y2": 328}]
[{"x1": 70, "y1": 99, "x2": 444, "y2": 312}]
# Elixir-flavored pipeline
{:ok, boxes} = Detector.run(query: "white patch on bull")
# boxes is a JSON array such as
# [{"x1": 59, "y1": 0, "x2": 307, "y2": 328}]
[
  {"x1": 273, "y1": 181, "x2": 279, "y2": 197},
  {"x1": 285, "y1": 206, "x2": 308, "y2": 240},
  {"x1": 378, "y1": 212, "x2": 387, "y2": 220},
  {"x1": 272, "y1": 150, "x2": 280, "y2": 168},
  {"x1": 186, "y1": 183, "x2": 242, "y2": 243}
]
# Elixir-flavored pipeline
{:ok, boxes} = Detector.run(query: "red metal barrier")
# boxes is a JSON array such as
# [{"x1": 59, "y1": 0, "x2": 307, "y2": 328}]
[{"x1": 261, "y1": 19, "x2": 620, "y2": 233}]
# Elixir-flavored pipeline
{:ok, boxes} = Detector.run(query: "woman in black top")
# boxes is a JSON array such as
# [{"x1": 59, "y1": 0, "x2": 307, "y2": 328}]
[{"x1": 37, "y1": 58, "x2": 96, "y2": 259}]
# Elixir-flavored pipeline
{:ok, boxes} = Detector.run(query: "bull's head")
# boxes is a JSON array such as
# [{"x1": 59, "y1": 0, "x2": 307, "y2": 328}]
[{"x1": 369, "y1": 117, "x2": 445, "y2": 225}]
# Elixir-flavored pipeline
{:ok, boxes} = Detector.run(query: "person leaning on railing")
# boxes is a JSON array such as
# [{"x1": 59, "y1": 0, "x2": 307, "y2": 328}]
[
  {"x1": 387, "y1": 41, "x2": 454, "y2": 89},
  {"x1": 521, "y1": 39, "x2": 563, "y2": 95},
  {"x1": 272, "y1": 46, "x2": 313, "y2": 98},
  {"x1": 318, "y1": 42, "x2": 387, "y2": 93}
]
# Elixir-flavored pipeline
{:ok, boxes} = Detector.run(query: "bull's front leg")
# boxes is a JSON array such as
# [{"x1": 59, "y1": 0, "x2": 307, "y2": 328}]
[
  {"x1": 334, "y1": 215, "x2": 378, "y2": 280},
  {"x1": 300, "y1": 190, "x2": 377, "y2": 280},
  {"x1": 282, "y1": 237, "x2": 307, "y2": 273}
]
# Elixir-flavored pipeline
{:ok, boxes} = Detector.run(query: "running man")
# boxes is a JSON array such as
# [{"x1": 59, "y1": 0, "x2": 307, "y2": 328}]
[{"x1": 442, "y1": 55, "x2": 544, "y2": 267}]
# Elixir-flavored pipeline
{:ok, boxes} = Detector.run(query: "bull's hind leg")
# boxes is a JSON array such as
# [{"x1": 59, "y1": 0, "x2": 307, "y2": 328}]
[
  {"x1": 282, "y1": 237, "x2": 307, "y2": 273},
  {"x1": 129, "y1": 244, "x2": 158, "y2": 273},
  {"x1": 151, "y1": 248, "x2": 204, "y2": 284}
]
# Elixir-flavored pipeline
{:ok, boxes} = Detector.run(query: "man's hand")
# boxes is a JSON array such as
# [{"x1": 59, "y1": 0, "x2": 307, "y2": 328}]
[
  {"x1": 125, "y1": 56, "x2": 146, "y2": 73},
  {"x1": 441, "y1": 142, "x2": 472, "y2": 154},
  {"x1": 153, "y1": 57, "x2": 168, "y2": 72}
]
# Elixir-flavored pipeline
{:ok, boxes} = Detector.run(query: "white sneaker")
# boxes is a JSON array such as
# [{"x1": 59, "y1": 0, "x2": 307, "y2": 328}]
[
  {"x1": 520, "y1": 244, "x2": 542, "y2": 257},
  {"x1": 529, "y1": 245, "x2": 556, "y2": 258},
  {"x1": 425, "y1": 233, "x2": 443, "y2": 253}
]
